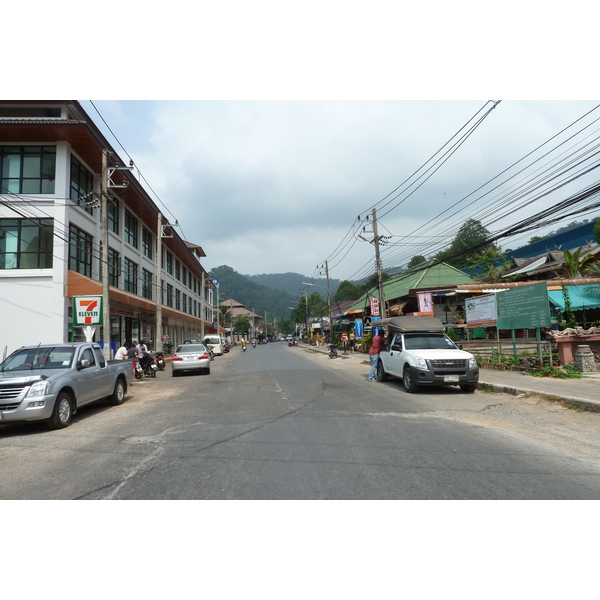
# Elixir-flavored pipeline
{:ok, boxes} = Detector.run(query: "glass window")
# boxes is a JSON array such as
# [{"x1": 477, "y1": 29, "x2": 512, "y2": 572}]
[
  {"x1": 108, "y1": 198, "x2": 119, "y2": 234},
  {"x1": 142, "y1": 227, "x2": 153, "y2": 260},
  {"x1": 124, "y1": 257, "x2": 137, "y2": 294},
  {"x1": 142, "y1": 268, "x2": 153, "y2": 300},
  {"x1": 0, "y1": 218, "x2": 54, "y2": 269},
  {"x1": 0, "y1": 146, "x2": 56, "y2": 194},
  {"x1": 124, "y1": 210, "x2": 138, "y2": 248},
  {"x1": 175, "y1": 288, "x2": 181, "y2": 311},
  {"x1": 166, "y1": 250, "x2": 173, "y2": 275},
  {"x1": 108, "y1": 248, "x2": 120, "y2": 287},
  {"x1": 166, "y1": 283, "x2": 173, "y2": 308},
  {"x1": 175, "y1": 259, "x2": 180, "y2": 281},
  {"x1": 68, "y1": 225, "x2": 93, "y2": 277},
  {"x1": 70, "y1": 155, "x2": 94, "y2": 214}
]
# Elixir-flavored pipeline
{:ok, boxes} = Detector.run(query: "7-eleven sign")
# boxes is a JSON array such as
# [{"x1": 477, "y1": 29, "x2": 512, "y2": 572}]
[{"x1": 73, "y1": 296, "x2": 104, "y2": 326}]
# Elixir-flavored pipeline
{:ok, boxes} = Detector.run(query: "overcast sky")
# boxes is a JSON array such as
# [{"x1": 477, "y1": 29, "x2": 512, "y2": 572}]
[
  {"x1": 82, "y1": 99, "x2": 600, "y2": 282},
  {"x1": 11, "y1": 2, "x2": 600, "y2": 283}
]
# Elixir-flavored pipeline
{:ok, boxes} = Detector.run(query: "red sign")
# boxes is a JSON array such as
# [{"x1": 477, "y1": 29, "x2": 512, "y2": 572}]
[{"x1": 370, "y1": 297, "x2": 380, "y2": 316}]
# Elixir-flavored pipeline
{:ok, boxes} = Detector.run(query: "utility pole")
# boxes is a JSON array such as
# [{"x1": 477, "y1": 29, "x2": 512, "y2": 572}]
[
  {"x1": 323, "y1": 260, "x2": 333, "y2": 341},
  {"x1": 100, "y1": 150, "x2": 110, "y2": 359},
  {"x1": 100, "y1": 151, "x2": 134, "y2": 359},
  {"x1": 200, "y1": 272, "x2": 205, "y2": 339},
  {"x1": 155, "y1": 212, "x2": 163, "y2": 352},
  {"x1": 358, "y1": 208, "x2": 387, "y2": 320}
]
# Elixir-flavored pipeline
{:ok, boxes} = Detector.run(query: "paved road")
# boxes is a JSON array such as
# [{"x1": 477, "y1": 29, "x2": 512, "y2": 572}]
[{"x1": 1, "y1": 343, "x2": 600, "y2": 499}]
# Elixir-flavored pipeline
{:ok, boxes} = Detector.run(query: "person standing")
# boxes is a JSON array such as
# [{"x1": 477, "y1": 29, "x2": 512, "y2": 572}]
[
  {"x1": 136, "y1": 340, "x2": 149, "y2": 371},
  {"x1": 349, "y1": 331, "x2": 356, "y2": 353},
  {"x1": 368, "y1": 329, "x2": 385, "y2": 381},
  {"x1": 341, "y1": 332, "x2": 348, "y2": 354}
]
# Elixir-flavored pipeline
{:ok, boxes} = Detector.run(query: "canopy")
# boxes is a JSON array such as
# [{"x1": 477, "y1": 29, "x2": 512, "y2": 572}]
[
  {"x1": 371, "y1": 316, "x2": 445, "y2": 332},
  {"x1": 547, "y1": 285, "x2": 600, "y2": 311}
]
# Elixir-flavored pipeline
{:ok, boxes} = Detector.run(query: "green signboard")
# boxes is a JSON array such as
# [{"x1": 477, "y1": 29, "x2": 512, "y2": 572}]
[{"x1": 496, "y1": 282, "x2": 551, "y2": 330}]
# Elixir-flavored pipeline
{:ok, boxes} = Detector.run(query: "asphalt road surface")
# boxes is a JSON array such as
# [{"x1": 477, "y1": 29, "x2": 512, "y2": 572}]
[{"x1": 2, "y1": 342, "x2": 600, "y2": 500}]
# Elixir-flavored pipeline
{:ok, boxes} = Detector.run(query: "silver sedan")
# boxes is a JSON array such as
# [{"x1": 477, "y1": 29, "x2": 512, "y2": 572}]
[{"x1": 171, "y1": 343, "x2": 211, "y2": 376}]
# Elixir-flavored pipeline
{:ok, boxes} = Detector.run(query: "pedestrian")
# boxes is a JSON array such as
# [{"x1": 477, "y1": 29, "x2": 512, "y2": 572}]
[
  {"x1": 341, "y1": 332, "x2": 348, "y2": 353},
  {"x1": 136, "y1": 340, "x2": 149, "y2": 372},
  {"x1": 114, "y1": 343, "x2": 128, "y2": 360},
  {"x1": 126, "y1": 342, "x2": 136, "y2": 360},
  {"x1": 368, "y1": 328, "x2": 385, "y2": 381},
  {"x1": 349, "y1": 331, "x2": 356, "y2": 353}
]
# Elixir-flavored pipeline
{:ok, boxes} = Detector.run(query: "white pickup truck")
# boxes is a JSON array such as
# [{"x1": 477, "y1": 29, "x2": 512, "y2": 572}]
[
  {"x1": 0, "y1": 342, "x2": 132, "y2": 429},
  {"x1": 372, "y1": 316, "x2": 479, "y2": 393}
]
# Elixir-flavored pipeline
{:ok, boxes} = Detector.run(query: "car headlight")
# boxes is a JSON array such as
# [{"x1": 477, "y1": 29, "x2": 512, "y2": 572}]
[
  {"x1": 26, "y1": 380, "x2": 50, "y2": 397},
  {"x1": 469, "y1": 357, "x2": 478, "y2": 368},
  {"x1": 416, "y1": 357, "x2": 428, "y2": 369}
]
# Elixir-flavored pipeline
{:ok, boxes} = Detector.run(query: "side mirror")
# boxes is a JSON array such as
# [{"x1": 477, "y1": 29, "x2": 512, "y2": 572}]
[
  {"x1": 78, "y1": 359, "x2": 91, "y2": 370},
  {"x1": 456, "y1": 343, "x2": 463, "y2": 350}
]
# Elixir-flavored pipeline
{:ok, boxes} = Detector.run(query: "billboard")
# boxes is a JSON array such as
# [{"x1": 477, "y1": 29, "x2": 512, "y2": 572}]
[{"x1": 466, "y1": 294, "x2": 497, "y2": 327}]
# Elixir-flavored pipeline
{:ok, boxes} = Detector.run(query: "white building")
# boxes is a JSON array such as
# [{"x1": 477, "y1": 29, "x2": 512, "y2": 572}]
[{"x1": 0, "y1": 100, "x2": 217, "y2": 357}]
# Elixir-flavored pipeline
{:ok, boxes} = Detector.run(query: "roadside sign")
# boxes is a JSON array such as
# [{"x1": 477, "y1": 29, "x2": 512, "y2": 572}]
[
  {"x1": 496, "y1": 282, "x2": 551, "y2": 329},
  {"x1": 466, "y1": 294, "x2": 497, "y2": 327},
  {"x1": 370, "y1": 297, "x2": 380, "y2": 316},
  {"x1": 73, "y1": 296, "x2": 103, "y2": 326}
]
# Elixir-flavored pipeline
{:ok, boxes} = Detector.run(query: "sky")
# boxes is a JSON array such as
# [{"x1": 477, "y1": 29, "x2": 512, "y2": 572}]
[{"x1": 81, "y1": 99, "x2": 600, "y2": 282}]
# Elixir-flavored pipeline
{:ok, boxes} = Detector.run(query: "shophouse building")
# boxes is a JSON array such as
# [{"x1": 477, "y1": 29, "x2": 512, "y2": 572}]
[{"x1": 0, "y1": 100, "x2": 217, "y2": 357}]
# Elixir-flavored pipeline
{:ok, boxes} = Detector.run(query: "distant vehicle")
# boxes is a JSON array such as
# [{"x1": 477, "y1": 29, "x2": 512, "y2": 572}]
[
  {"x1": 373, "y1": 316, "x2": 479, "y2": 393},
  {"x1": 0, "y1": 342, "x2": 132, "y2": 429},
  {"x1": 285, "y1": 335, "x2": 294, "y2": 341},
  {"x1": 202, "y1": 335, "x2": 224, "y2": 356},
  {"x1": 222, "y1": 340, "x2": 230, "y2": 353},
  {"x1": 172, "y1": 343, "x2": 211, "y2": 376}
]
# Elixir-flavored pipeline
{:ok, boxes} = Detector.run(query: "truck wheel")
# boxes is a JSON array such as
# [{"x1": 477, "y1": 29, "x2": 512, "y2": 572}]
[
  {"x1": 109, "y1": 378, "x2": 127, "y2": 405},
  {"x1": 403, "y1": 367, "x2": 418, "y2": 393},
  {"x1": 48, "y1": 392, "x2": 73, "y2": 429},
  {"x1": 376, "y1": 361, "x2": 388, "y2": 382},
  {"x1": 460, "y1": 384, "x2": 477, "y2": 393}
]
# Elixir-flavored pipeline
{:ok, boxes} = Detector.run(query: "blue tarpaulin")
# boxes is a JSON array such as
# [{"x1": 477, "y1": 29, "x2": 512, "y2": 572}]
[{"x1": 547, "y1": 285, "x2": 600, "y2": 310}]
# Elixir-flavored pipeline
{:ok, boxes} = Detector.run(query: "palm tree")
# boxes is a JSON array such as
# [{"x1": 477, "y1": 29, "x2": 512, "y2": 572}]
[{"x1": 561, "y1": 247, "x2": 585, "y2": 278}]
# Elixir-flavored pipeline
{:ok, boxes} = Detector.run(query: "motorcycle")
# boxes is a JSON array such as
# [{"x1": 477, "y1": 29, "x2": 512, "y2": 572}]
[
  {"x1": 252, "y1": 340, "x2": 257, "y2": 348},
  {"x1": 155, "y1": 352, "x2": 165, "y2": 371},
  {"x1": 242, "y1": 344, "x2": 247, "y2": 352},
  {"x1": 328, "y1": 344, "x2": 338, "y2": 359},
  {"x1": 135, "y1": 355, "x2": 157, "y2": 379},
  {"x1": 288, "y1": 339, "x2": 298, "y2": 347}
]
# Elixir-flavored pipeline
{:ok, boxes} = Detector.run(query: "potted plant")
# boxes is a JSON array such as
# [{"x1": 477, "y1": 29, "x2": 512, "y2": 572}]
[{"x1": 454, "y1": 308, "x2": 465, "y2": 324}]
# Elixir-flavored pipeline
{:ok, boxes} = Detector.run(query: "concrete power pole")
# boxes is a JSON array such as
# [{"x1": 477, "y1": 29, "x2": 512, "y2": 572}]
[
  {"x1": 155, "y1": 212, "x2": 163, "y2": 352},
  {"x1": 371, "y1": 208, "x2": 387, "y2": 320},
  {"x1": 358, "y1": 208, "x2": 387, "y2": 320},
  {"x1": 101, "y1": 150, "x2": 110, "y2": 359}
]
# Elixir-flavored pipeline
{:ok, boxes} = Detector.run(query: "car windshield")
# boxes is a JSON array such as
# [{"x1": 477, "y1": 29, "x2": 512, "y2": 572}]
[
  {"x1": 176, "y1": 344, "x2": 206, "y2": 353},
  {"x1": 1, "y1": 347, "x2": 75, "y2": 371},
  {"x1": 404, "y1": 334, "x2": 456, "y2": 350}
]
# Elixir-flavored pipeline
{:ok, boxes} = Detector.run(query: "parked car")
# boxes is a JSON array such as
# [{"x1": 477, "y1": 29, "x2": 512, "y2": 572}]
[
  {"x1": 0, "y1": 342, "x2": 132, "y2": 429},
  {"x1": 172, "y1": 343, "x2": 211, "y2": 376},
  {"x1": 222, "y1": 340, "x2": 230, "y2": 353}
]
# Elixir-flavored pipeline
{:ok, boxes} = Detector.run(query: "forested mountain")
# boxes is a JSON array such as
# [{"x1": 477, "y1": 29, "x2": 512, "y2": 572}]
[
  {"x1": 247, "y1": 272, "x2": 341, "y2": 298},
  {"x1": 209, "y1": 265, "x2": 298, "y2": 319}
]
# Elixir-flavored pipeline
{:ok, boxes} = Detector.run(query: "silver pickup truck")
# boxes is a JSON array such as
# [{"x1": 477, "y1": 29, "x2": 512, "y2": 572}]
[
  {"x1": 372, "y1": 316, "x2": 479, "y2": 393},
  {"x1": 0, "y1": 342, "x2": 132, "y2": 429}
]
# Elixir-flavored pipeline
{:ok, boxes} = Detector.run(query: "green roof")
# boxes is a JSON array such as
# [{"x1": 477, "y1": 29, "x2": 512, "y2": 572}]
[{"x1": 342, "y1": 263, "x2": 476, "y2": 315}]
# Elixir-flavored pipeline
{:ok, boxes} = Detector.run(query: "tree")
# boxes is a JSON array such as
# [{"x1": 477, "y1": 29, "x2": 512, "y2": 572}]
[
  {"x1": 466, "y1": 245, "x2": 510, "y2": 282},
  {"x1": 334, "y1": 280, "x2": 360, "y2": 302},
  {"x1": 435, "y1": 218, "x2": 493, "y2": 270},
  {"x1": 562, "y1": 247, "x2": 585, "y2": 278},
  {"x1": 594, "y1": 217, "x2": 600, "y2": 245},
  {"x1": 233, "y1": 314, "x2": 251, "y2": 337},
  {"x1": 407, "y1": 255, "x2": 427, "y2": 269}
]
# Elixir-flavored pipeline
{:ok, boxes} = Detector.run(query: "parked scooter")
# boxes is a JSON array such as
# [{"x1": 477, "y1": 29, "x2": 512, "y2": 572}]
[
  {"x1": 135, "y1": 355, "x2": 158, "y2": 379},
  {"x1": 252, "y1": 340, "x2": 257, "y2": 348},
  {"x1": 328, "y1": 344, "x2": 338, "y2": 359},
  {"x1": 155, "y1": 352, "x2": 165, "y2": 371},
  {"x1": 288, "y1": 339, "x2": 298, "y2": 347}
]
